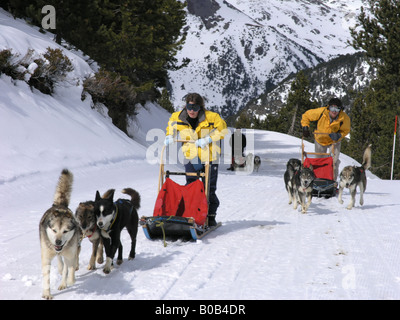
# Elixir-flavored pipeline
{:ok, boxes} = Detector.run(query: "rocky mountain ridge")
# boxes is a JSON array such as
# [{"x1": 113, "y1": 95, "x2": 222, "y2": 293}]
[
  {"x1": 245, "y1": 52, "x2": 376, "y2": 121},
  {"x1": 168, "y1": 0, "x2": 367, "y2": 118}
]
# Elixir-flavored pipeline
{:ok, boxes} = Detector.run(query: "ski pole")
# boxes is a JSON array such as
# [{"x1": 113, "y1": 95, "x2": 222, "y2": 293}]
[{"x1": 391, "y1": 115, "x2": 398, "y2": 180}]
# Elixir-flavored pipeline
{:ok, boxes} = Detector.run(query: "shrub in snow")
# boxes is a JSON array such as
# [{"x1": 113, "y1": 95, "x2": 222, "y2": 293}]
[
  {"x1": 0, "y1": 47, "x2": 74, "y2": 94},
  {"x1": 82, "y1": 70, "x2": 137, "y2": 133},
  {"x1": 28, "y1": 47, "x2": 74, "y2": 95},
  {"x1": 0, "y1": 49, "x2": 26, "y2": 81}
]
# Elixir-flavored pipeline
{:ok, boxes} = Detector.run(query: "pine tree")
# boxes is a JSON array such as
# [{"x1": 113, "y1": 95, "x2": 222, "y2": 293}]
[
  {"x1": 349, "y1": 0, "x2": 400, "y2": 179},
  {"x1": 267, "y1": 71, "x2": 318, "y2": 137},
  {"x1": 235, "y1": 111, "x2": 252, "y2": 129}
]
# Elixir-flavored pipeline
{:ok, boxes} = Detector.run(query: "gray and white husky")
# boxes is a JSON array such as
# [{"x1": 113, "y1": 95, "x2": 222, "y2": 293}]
[
  {"x1": 338, "y1": 145, "x2": 372, "y2": 210},
  {"x1": 75, "y1": 201, "x2": 104, "y2": 270},
  {"x1": 291, "y1": 164, "x2": 315, "y2": 213},
  {"x1": 39, "y1": 169, "x2": 81, "y2": 300}
]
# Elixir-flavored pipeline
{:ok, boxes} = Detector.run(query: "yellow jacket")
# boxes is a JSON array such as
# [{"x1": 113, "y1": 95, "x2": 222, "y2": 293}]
[
  {"x1": 166, "y1": 109, "x2": 228, "y2": 162},
  {"x1": 301, "y1": 107, "x2": 351, "y2": 146}
]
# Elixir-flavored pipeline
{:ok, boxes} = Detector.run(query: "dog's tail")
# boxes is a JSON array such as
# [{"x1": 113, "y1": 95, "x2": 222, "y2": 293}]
[
  {"x1": 122, "y1": 188, "x2": 141, "y2": 210},
  {"x1": 53, "y1": 169, "x2": 73, "y2": 207},
  {"x1": 362, "y1": 144, "x2": 372, "y2": 170}
]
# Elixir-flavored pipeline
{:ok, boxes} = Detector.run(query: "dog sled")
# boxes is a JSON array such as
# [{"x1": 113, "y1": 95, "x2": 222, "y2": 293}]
[
  {"x1": 140, "y1": 141, "x2": 221, "y2": 242},
  {"x1": 302, "y1": 133, "x2": 338, "y2": 198}
]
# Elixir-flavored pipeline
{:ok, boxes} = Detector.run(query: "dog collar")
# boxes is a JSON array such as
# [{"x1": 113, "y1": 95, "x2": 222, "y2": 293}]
[{"x1": 87, "y1": 224, "x2": 97, "y2": 238}]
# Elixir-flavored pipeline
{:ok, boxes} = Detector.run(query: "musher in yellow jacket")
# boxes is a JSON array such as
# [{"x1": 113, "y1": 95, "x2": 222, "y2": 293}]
[
  {"x1": 301, "y1": 97, "x2": 351, "y2": 180},
  {"x1": 164, "y1": 93, "x2": 228, "y2": 226}
]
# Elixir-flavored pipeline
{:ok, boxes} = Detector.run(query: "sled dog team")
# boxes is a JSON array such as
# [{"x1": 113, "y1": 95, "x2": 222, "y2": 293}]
[
  {"x1": 40, "y1": 169, "x2": 140, "y2": 299},
  {"x1": 41, "y1": 145, "x2": 372, "y2": 299},
  {"x1": 284, "y1": 145, "x2": 372, "y2": 214}
]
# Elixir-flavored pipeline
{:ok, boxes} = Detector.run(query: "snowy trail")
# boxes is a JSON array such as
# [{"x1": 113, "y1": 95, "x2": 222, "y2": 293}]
[{"x1": 2, "y1": 152, "x2": 400, "y2": 300}]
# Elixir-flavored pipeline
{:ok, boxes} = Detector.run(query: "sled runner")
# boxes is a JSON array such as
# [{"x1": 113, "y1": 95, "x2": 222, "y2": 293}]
[
  {"x1": 302, "y1": 134, "x2": 338, "y2": 198},
  {"x1": 140, "y1": 141, "x2": 221, "y2": 243}
]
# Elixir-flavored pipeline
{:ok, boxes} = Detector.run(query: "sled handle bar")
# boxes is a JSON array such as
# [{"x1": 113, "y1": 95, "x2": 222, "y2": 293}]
[
  {"x1": 158, "y1": 139, "x2": 210, "y2": 200},
  {"x1": 301, "y1": 134, "x2": 336, "y2": 163}
]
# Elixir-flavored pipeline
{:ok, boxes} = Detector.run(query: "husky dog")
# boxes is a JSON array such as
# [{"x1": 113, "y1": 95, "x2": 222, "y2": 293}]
[
  {"x1": 284, "y1": 158, "x2": 302, "y2": 204},
  {"x1": 94, "y1": 188, "x2": 140, "y2": 274},
  {"x1": 291, "y1": 164, "x2": 315, "y2": 213},
  {"x1": 75, "y1": 201, "x2": 104, "y2": 270},
  {"x1": 253, "y1": 155, "x2": 261, "y2": 172},
  {"x1": 39, "y1": 169, "x2": 81, "y2": 300},
  {"x1": 338, "y1": 145, "x2": 372, "y2": 210}
]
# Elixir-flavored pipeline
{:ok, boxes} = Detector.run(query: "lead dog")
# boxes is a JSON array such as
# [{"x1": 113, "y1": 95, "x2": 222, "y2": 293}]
[
  {"x1": 291, "y1": 164, "x2": 315, "y2": 213},
  {"x1": 39, "y1": 169, "x2": 81, "y2": 299},
  {"x1": 338, "y1": 145, "x2": 372, "y2": 210},
  {"x1": 284, "y1": 158, "x2": 302, "y2": 205},
  {"x1": 75, "y1": 201, "x2": 104, "y2": 270},
  {"x1": 94, "y1": 188, "x2": 140, "y2": 274}
]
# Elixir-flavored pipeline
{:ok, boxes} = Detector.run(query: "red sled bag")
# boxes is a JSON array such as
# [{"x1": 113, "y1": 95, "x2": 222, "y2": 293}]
[
  {"x1": 303, "y1": 156, "x2": 333, "y2": 180},
  {"x1": 153, "y1": 178, "x2": 208, "y2": 226}
]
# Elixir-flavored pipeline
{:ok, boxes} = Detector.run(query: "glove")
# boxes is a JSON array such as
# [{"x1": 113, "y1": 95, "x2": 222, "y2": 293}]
[
  {"x1": 329, "y1": 132, "x2": 341, "y2": 141},
  {"x1": 195, "y1": 136, "x2": 212, "y2": 148},
  {"x1": 302, "y1": 127, "x2": 310, "y2": 138},
  {"x1": 164, "y1": 135, "x2": 174, "y2": 146}
]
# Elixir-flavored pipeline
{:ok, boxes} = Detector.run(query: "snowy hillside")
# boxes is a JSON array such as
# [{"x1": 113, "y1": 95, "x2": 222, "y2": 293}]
[
  {"x1": 169, "y1": 0, "x2": 366, "y2": 116},
  {"x1": 2, "y1": 6, "x2": 400, "y2": 302}
]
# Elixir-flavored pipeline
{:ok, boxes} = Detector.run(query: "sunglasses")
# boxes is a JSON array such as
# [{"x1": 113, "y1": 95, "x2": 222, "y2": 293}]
[
  {"x1": 186, "y1": 103, "x2": 201, "y2": 112},
  {"x1": 329, "y1": 105, "x2": 341, "y2": 112}
]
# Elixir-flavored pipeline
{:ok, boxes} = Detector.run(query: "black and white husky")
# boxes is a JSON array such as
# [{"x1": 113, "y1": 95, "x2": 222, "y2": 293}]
[
  {"x1": 94, "y1": 188, "x2": 140, "y2": 274},
  {"x1": 39, "y1": 169, "x2": 81, "y2": 299},
  {"x1": 291, "y1": 164, "x2": 315, "y2": 213},
  {"x1": 338, "y1": 145, "x2": 372, "y2": 210},
  {"x1": 284, "y1": 158, "x2": 302, "y2": 205}
]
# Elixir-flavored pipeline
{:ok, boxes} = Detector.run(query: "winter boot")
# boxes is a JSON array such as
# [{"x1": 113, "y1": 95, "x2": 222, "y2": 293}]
[{"x1": 207, "y1": 214, "x2": 217, "y2": 227}]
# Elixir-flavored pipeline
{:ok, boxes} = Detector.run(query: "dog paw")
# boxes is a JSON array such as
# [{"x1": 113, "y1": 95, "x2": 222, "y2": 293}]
[
  {"x1": 128, "y1": 255, "x2": 135, "y2": 261},
  {"x1": 42, "y1": 293, "x2": 53, "y2": 300},
  {"x1": 87, "y1": 264, "x2": 96, "y2": 270},
  {"x1": 97, "y1": 256, "x2": 104, "y2": 264},
  {"x1": 116, "y1": 259, "x2": 123, "y2": 265},
  {"x1": 103, "y1": 267, "x2": 111, "y2": 274},
  {"x1": 58, "y1": 283, "x2": 67, "y2": 291},
  {"x1": 338, "y1": 199, "x2": 344, "y2": 204},
  {"x1": 346, "y1": 205, "x2": 353, "y2": 210}
]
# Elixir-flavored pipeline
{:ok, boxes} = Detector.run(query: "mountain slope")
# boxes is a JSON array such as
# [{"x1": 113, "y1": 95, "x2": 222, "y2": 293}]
[
  {"x1": 168, "y1": 0, "x2": 366, "y2": 117},
  {"x1": 246, "y1": 52, "x2": 376, "y2": 119}
]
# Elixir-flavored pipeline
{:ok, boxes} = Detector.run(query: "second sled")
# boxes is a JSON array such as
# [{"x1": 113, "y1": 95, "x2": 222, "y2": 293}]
[{"x1": 302, "y1": 133, "x2": 338, "y2": 198}]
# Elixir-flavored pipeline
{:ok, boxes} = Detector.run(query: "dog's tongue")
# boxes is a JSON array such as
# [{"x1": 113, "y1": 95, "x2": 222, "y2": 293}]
[{"x1": 55, "y1": 245, "x2": 63, "y2": 251}]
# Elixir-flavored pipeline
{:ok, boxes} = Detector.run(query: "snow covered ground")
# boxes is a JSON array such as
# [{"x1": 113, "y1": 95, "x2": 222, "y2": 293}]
[{"x1": 1, "y1": 7, "x2": 400, "y2": 302}]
